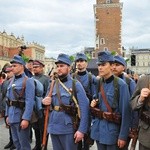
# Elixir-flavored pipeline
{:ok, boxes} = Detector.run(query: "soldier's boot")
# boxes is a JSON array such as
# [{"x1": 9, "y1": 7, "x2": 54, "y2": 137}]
[
  {"x1": 32, "y1": 145, "x2": 41, "y2": 150},
  {"x1": 10, "y1": 144, "x2": 16, "y2": 150},
  {"x1": 4, "y1": 141, "x2": 13, "y2": 149}
]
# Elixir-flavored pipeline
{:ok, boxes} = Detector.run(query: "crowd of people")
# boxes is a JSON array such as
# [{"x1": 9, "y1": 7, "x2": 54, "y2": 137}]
[{"x1": 0, "y1": 50, "x2": 150, "y2": 150}]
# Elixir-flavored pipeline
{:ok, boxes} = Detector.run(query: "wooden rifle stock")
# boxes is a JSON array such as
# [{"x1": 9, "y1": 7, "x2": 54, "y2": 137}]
[
  {"x1": 130, "y1": 135, "x2": 138, "y2": 150},
  {"x1": 41, "y1": 80, "x2": 55, "y2": 150},
  {"x1": 129, "y1": 128, "x2": 138, "y2": 150}
]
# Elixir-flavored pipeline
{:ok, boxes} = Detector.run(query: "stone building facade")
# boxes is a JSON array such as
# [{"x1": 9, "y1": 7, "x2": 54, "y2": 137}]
[
  {"x1": 0, "y1": 30, "x2": 55, "y2": 73},
  {"x1": 128, "y1": 49, "x2": 150, "y2": 75}
]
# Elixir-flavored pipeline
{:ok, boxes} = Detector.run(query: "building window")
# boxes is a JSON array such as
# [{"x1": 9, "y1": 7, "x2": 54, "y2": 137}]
[
  {"x1": 3, "y1": 51, "x2": 8, "y2": 57},
  {"x1": 104, "y1": 47, "x2": 108, "y2": 51},
  {"x1": 139, "y1": 62, "x2": 143, "y2": 66},
  {"x1": 96, "y1": 44, "x2": 99, "y2": 48},
  {"x1": 92, "y1": 52, "x2": 96, "y2": 58},
  {"x1": 100, "y1": 38, "x2": 105, "y2": 45},
  {"x1": 106, "y1": 0, "x2": 111, "y2": 4},
  {"x1": 144, "y1": 62, "x2": 148, "y2": 66}
]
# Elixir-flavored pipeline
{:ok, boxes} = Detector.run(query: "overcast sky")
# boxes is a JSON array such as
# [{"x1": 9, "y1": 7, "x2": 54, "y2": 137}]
[{"x1": 0, "y1": 0, "x2": 149, "y2": 58}]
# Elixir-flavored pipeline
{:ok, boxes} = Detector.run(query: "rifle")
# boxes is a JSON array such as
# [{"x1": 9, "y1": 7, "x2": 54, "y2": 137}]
[
  {"x1": 41, "y1": 79, "x2": 55, "y2": 150},
  {"x1": 71, "y1": 61, "x2": 76, "y2": 74},
  {"x1": 48, "y1": 67, "x2": 54, "y2": 76}
]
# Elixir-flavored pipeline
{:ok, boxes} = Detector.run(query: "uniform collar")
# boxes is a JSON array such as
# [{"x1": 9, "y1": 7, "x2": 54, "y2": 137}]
[
  {"x1": 103, "y1": 75, "x2": 114, "y2": 83},
  {"x1": 118, "y1": 73, "x2": 123, "y2": 79},
  {"x1": 15, "y1": 74, "x2": 22, "y2": 79},
  {"x1": 77, "y1": 70, "x2": 87, "y2": 76},
  {"x1": 59, "y1": 75, "x2": 68, "y2": 82},
  {"x1": 34, "y1": 73, "x2": 43, "y2": 77}
]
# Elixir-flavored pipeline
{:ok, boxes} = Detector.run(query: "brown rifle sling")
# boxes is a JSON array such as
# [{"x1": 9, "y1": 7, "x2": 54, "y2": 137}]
[
  {"x1": 55, "y1": 79, "x2": 63, "y2": 105},
  {"x1": 100, "y1": 84, "x2": 113, "y2": 113},
  {"x1": 55, "y1": 78, "x2": 81, "y2": 118}
]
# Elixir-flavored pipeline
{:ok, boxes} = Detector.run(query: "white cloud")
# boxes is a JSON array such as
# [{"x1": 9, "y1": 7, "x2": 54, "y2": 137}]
[
  {"x1": 0, "y1": 0, "x2": 150, "y2": 58},
  {"x1": 121, "y1": 0, "x2": 150, "y2": 49}
]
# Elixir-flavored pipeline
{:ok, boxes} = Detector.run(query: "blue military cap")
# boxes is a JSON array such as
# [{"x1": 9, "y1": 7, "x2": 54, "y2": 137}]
[
  {"x1": 55, "y1": 53, "x2": 72, "y2": 66},
  {"x1": 10, "y1": 55, "x2": 25, "y2": 66},
  {"x1": 97, "y1": 51, "x2": 114, "y2": 65},
  {"x1": 75, "y1": 53, "x2": 87, "y2": 61},
  {"x1": 114, "y1": 55, "x2": 126, "y2": 67}
]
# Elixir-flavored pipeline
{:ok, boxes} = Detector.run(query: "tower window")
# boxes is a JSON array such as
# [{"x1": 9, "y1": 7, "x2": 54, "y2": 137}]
[
  {"x1": 100, "y1": 38, "x2": 105, "y2": 45},
  {"x1": 104, "y1": 47, "x2": 108, "y2": 51},
  {"x1": 106, "y1": 0, "x2": 112, "y2": 4}
]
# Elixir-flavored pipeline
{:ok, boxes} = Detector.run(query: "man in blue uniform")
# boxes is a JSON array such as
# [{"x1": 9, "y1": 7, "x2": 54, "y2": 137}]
[
  {"x1": 74, "y1": 53, "x2": 96, "y2": 102},
  {"x1": 90, "y1": 51, "x2": 131, "y2": 150},
  {"x1": 32, "y1": 60, "x2": 50, "y2": 150},
  {"x1": 74, "y1": 53, "x2": 96, "y2": 150},
  {"x1": 113, "y1": 55, "x2": 138, "y2": 149},
  {"x1": 42, "y1": 53, "x2": 89, "y2": 150},
  {"x1": 5, "y1": 55, "x2": 35, "y2": 150},
  {"x1": 113, "y1": 55, "x2": 136, "y2": 96}
]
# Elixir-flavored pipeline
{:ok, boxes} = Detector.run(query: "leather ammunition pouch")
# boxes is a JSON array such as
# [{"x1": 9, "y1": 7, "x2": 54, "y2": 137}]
[
  {"x1": 6, "y1": 100, "x2": 25, "y2": 109},
  {"x1": 140, "y1": 111, "x2": 150, "y2": 125},
  {"x1": 90, "y1": 107, "x2": 121, "y2": 124},
  {"x1": 53, "y1": 104, "x2": 79, "y2": 131},
  {"x1": 60, "y1": 103, "x2": 77, "y2": 116}
]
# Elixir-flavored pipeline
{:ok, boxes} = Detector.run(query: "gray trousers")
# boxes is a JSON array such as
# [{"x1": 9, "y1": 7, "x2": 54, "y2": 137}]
[{"x1": 139, "y1": 143, "x2": 150, "y2": 150}]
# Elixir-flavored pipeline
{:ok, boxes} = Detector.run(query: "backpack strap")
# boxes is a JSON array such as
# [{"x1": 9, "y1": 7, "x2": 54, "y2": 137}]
[
  {"x1": 55, "y1": 79, "x2": 63, "y2": 105},
  {"x1": 88, "y1": 72, "x2": 92, "y2": 93},
  {"x1": 125, "y1": 76, "x2": 131, "y2": 92},
  {"x1": 20, "y1": 77, "x2": 28, "y2": 97},
  {"x1": 57, "y1": 78, "x2": 81, "y2": 118},
  {"x1": 72, "y1": 79, "x2": 77, "y2": 101},
  {"x1": 12, "y1": 77, "x2": 28, "y2": 100},
  {"x1": 72, "y1": 71, "x2": 92, "y2": 90},
  {"x1": 112, "y1": 76, "x2": 119, "y2": 110}
]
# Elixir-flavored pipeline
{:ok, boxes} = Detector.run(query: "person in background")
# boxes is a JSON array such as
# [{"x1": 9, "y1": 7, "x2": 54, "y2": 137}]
[
  {"x1": 74, "y1": 52, "x2": 96, "y2": 150},
  {"x1": 32, "y1": 60, "x2": 50, "y2": 150},
  {"x1": 1, "y1": 65, "x2": 16, "y2": 150},
  {"x1": 113, "y1": 55, "x2": 138, "y2": 150},
  {"x1": 0, "y1": 72, "x2": 7, "y2": 118},
  {"x1": 130, "y1": 74, "x2": 150, "y2": 150},
  {"x1": 25, "y1": 59, "x2": 34, "y2": 77}
]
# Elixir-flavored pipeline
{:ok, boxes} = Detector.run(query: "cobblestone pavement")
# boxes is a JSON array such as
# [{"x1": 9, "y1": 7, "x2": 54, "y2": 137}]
[
  {"x1": 0, "y1": 118, "x2": 97, "y2": 150},
  {"x1": 0, "y1": 118, "x2": 139, "y2": 150}
]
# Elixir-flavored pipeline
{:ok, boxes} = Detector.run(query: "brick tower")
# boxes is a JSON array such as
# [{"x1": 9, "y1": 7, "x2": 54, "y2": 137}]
[{"x1": 94, "y1": 0, "x2": 123, "y2": 55}]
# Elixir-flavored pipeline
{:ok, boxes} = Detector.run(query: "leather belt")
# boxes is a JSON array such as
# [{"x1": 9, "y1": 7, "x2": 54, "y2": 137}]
[
  {"x1": 53, "y1": 106, "x2": 63, "y2": 112},
  {"x1": 7, "y1": 100, "x2": 25, "y2": 109}
]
